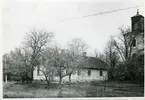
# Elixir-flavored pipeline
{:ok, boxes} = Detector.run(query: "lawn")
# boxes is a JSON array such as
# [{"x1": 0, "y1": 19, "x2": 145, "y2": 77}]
[{"x1": 3, "y1": 81, "x2": 144, "y2": 98}]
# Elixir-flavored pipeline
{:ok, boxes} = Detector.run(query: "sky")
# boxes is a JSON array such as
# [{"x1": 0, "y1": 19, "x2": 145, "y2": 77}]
[{"x1": 2, "y1": 0, "x2": 145, "y2": 56}]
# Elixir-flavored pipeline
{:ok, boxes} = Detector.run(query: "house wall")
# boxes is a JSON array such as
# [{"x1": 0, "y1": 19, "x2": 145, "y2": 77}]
[
  {"x1": 33, "y1": 67, "x2": 108, "y2": 82},
  {"x1": 33, "y1": 67, "x2": 45, "y2": 80},
  {"x1": 62, "y1": 69, "x2": 108, "y2": 82}
]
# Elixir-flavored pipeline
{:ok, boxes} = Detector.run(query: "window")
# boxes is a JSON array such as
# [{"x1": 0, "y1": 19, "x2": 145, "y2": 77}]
[
  {"x1": 37, "y1": 66, "x2": 40, "y2": 75},
  {"x1": 132, "y1": 38, "x2": 136, "y2": 47},
  {"x1": 88, "y1": 70, "x2": 91, "y2": 76},
  {"x1": 100, "y1": 71, "x2": 103, "y2": 76},
  {"x1": 77, "y1": 70, "x2": 81, "y2": 76}
]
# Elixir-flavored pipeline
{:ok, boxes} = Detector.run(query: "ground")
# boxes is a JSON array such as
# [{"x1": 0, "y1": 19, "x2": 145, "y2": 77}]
[{"x1": 3, "y1": 81, "x2": 144, "y2": 98}]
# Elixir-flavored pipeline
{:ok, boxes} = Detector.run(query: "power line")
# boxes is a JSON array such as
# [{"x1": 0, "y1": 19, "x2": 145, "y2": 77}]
[{"x1": 60, "y1": 5, "x2": 143, "y2": 22}]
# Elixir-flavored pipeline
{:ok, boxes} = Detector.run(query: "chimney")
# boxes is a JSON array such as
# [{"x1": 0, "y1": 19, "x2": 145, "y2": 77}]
[{"x1": 82, "y1": 52, "x2": 87, "y2": 56}]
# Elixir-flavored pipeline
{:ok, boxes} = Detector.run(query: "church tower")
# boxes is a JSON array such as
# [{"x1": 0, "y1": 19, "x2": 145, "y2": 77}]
[
  {"x1": 131, "y1": 9, "x2": 144, "y2": 33},
  {"x1": 130, "y1": 9, "x2": 144, "y2": 56}
]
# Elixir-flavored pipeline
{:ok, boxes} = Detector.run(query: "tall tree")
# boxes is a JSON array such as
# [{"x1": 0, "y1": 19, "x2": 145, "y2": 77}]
[
  {"x1": 94, "y1": 49, "x2": 105, "y2": 61},
  {"x1": 112, "y1": 27, "x2": 144, "y2": 81},
  {"x1": 38, "y1": 48, "x2": 57, "y2": 86},
  {"x1": 104, "y1": 37, "x2": 119, "y2": 80},
  {"x1": 52, "y1": 38, "x2": 88, "y2": 85},
  {"x1": 113, "y1": 27, "x2": 138, "y2": 62},
  {"x1": 24, "y1": 28, "x2": 53, "y2": 81},
  {"x1": 52, "y1": 47, "x2": 70, "y2": 85},
  {"x1": 67, "y1": 38, "x2": 88, "y2": 86}
]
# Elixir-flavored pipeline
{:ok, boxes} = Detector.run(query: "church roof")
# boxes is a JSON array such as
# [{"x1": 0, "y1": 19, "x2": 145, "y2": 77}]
[{"x1": 131, "y1": 14, "x2": 144, "y2": 18}]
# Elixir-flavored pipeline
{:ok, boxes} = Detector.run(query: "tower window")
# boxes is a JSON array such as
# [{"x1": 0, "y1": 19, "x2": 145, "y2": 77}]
[
  {"x1": 100, "y1": 71, "x2": 103, "y2": 76},
  {"x1": 132, "y1": 38, "x2": 136, "y2": 47},
  {"x1": 88, "y1": 70, "x2": 91, "y2": 76}
]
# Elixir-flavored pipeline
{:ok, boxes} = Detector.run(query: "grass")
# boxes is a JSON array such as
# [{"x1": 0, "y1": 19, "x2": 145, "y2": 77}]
[{"x1": 3, "y1": 81, "x2": 144, "y2": 98}]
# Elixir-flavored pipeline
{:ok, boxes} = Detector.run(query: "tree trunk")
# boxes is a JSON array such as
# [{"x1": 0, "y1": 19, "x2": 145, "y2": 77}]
[
  {"x1": 43, "y1": 73, "x2": 50, "y2": 86},
  {"x1": 30, "y1": 67, "x2": 33, "y2": 83},
  {"x1": 46, "y1": 79, "x2": 50, "y2": 86},
  {"x1": 59, "y1": 66, "x2": 62, "y2": 85},
  {"x1": 69, "y1": 74, "x2": 71, "y2": 87},
  {"x1": 59, "y1": 77, "x2": 62, "y2": 85}
]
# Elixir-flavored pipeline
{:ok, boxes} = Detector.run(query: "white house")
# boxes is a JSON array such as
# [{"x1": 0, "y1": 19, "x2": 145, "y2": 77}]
[{"x1": 33, "y1": 55, "x2": 108, "y2": 82}]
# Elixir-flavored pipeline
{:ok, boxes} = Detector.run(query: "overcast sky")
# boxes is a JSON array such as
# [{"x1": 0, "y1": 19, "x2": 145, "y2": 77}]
[{"x1": 2, "y1": 0, "x2": 145, "y2": 56}]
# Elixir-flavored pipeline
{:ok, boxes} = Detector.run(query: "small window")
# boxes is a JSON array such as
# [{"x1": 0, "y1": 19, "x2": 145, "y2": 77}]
[
  {"x1": 100, "y1": 71, "x2": 103, "y2": 76},
  {"x1": 77, "y1": 70, "x2": 81, "y2": 76},
  {"x1": 37, "y1": 66, "x2": 40, "y2": 75},
  {"x1": 88, "y1": 70, "x2": 91, "y2": 76},
  {"x1": 132, "y1": 38, "x2": 136, "y2": 47}
]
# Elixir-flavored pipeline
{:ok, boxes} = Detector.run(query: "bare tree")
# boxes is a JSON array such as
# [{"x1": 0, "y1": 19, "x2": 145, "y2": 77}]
[
  {"x1": 94, "y1": 49, "x2": 100, "y2": 58},
  {"x1": 104, "y1": 37, "x2": 119, "y2": 80},
  {"x1": 49, "y1": 38, "x2": 88, "y2": 86},
  {"x1": 113, "y1": 27, "x2": 138, "y2": 62},
  {"x1": 38, "y1": 48, "x2": 56, "y2": 86},
  {"x1": 67, "y1": 38, "x2": 88, "y2": 86},
  {"x1": 24, "y1": 28, "x2": 53, "y2": 81},
  {"x1": 52, "y1": 47, "x2": 71, "y2": 85},
  {"x1": 94, "y1": 49, "x2": 105, "y2": 61},
  {"x1": 111, "y1": 27, "x2": 144, "y2": 80}
]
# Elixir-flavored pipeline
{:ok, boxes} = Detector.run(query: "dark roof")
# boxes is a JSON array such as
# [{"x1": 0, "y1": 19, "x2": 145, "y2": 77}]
[
  {"x1": 131, "y1": 10, "x2": 144, "y2": 18},
  {"x1": 80, "y1": 57, "x2": 107, "y2": 70},
  {"x1": 131, "y1": 14, "x2": 144, "y2": 18}
]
